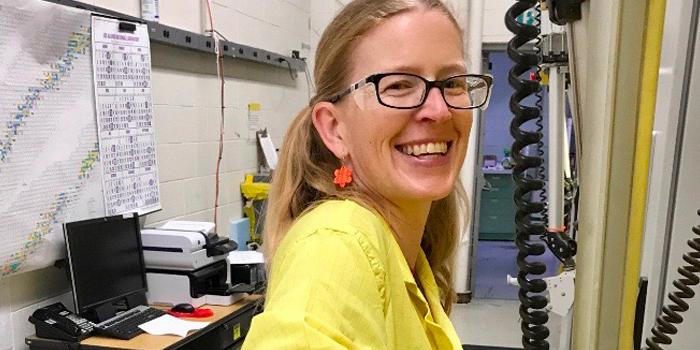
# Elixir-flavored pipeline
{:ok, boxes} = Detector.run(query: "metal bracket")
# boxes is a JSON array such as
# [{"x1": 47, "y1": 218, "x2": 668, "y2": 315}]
[
  {"x1": 42, "y1": 0, "x2": 306, "y2": 71},
  {"x1": 147, "y1": 23, "x2": 305, "y2": 71},
  {"x1": 543, "y1": 270, "x2": 575, "y2": 317},
  {"x1": 541, "y1": 32, "x2": 569, "y2": 64},
  {"x1": 506, "y1": 269, "x2": 576, "y2": 317},
  {"x1": 545, "y1": 0, "x2": 586, "y2": 26}
]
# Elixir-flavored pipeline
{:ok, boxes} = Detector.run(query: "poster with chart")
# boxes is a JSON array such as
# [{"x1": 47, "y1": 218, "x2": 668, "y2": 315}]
[
  {"x1": 92, "y1": 16, "x2": 161, "y2": 216},
  {"x1": 0, "y1": 1, "x2": 104, "y2": 277}
]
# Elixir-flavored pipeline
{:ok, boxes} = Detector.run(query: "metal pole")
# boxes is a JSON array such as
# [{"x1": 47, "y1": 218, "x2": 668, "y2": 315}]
[
  {"x1": 455, "y1": 0, "x2": 484, "y2": 296},
  {"x1": 548, "y1": 65, "x2": 566, "y2": 231},
  {"x1": 549, "y1": 65, "x2": 571, "y2": 350}
]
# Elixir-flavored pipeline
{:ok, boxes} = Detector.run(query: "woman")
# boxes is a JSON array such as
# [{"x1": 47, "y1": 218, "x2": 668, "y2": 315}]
[{"x1": 243, "y1": 0, "x2": 492, "y2": 348}]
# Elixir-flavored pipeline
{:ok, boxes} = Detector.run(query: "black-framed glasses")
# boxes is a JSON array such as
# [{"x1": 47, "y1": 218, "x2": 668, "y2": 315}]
[{"x1": 328, "y1": 73, "x2": 493, "y2": 110}]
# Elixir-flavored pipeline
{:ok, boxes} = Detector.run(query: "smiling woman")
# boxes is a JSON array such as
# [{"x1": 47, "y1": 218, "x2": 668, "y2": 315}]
[{"x1": 242, "y1": 1, "x2": 492, "y2": 349}]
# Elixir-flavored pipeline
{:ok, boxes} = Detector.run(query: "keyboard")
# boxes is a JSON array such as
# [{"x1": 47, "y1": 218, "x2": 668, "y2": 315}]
[{"x1": 94, "y1": 305, "x2": 166, "y2": 340}]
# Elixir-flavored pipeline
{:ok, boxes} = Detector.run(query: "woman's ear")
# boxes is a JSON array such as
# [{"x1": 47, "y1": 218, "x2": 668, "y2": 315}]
[{"x1": 311, "y1": 101, "x2": 348, "y2": 158}]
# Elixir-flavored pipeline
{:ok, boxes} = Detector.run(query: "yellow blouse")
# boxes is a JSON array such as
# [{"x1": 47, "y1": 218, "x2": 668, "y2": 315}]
[{"x1": 242, "y1": 200, "x2": 462, "y2": 349}]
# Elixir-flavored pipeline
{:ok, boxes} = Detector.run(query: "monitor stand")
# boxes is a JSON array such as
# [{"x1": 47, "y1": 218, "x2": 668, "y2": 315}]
[
  {"x1": 90, "y1": 302, "x2": 115, "y2": 323},
  {"x1": 125, "y1": 292, "x2": 147, "y2": 309},
  {"x1": 83, "y1": 292, "x2": 148, "y2": 323}
]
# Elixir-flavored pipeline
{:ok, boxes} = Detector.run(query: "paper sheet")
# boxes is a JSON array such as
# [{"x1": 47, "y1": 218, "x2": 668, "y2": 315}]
[
  {"x1": 247, "y1": 103, "x2": 261, "y2": 141},
  {"x1": 258, "y1": 133, "x2": 277, "y2": 170},
  {"x1": 92, "y1": 15, "x2": 161, "y2": 216},
  {"x1": 228, "y1": 251, "x2": 264, "y2": 265},
  {"x1": 138, "y1": 314, "x2": 209, "y2": 337},
  {"x1": 160, "y1": 220, "x2": 216, "y2": 233}
]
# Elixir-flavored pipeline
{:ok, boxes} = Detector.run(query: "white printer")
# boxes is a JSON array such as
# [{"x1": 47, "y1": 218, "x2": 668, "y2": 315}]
[
  {"x1": 140, "y1": 221, "x2": 252, "y2": 307},
  {"x1": 141, "y1": 223, "x2": 225, "y2": 270}
]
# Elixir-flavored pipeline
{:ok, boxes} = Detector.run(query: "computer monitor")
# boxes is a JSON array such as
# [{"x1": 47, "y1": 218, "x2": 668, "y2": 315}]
[{"x1": 64, "y1": 213, "x2": 148, "y2": 322}]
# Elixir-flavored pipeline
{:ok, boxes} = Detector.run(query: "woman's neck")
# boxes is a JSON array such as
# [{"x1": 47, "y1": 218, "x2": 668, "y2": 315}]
[
  {"x1": 384, "y1": 200, "x2": 432, "y2": 270},
  {"x1": 352, "y1": 179, "x2": 432, "y2": 270}
]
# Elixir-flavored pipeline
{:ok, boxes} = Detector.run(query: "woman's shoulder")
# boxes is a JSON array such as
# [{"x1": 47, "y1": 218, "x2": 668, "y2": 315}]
[
  {"x1": 271, "y1": 200, "x2": 391, "y2": 287},
  {"x1": 281, "y1": 199, "x2": 391, "y2": 255},
  {"x1": 296, "y1": 199, "x2": 386, "y2": 234}
]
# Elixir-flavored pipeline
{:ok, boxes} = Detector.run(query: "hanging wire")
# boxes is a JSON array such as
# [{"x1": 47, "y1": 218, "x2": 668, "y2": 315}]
[
  {"x1": 302, "y1": 59, "x2": 315, "y2": 101},
  {"x1": 204, "y1": 0, "x2": 226, "y2": 228},
  {"x1": 277, "y1": 57, "x2": 297, "y2": 80}
]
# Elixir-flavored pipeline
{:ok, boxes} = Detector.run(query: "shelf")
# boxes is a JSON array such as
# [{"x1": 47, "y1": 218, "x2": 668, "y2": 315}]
[
  {"x1": 482, "y1": 168, "x2": 513, "y2": 175},
  {"x1": 42, "y1": 0, "x2": 306, "y2": 72}
]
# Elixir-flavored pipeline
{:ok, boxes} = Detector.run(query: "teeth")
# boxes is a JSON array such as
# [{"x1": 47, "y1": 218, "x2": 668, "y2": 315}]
[{"x1": 400, "y1": 142, "x2": 448, "y2": 156}]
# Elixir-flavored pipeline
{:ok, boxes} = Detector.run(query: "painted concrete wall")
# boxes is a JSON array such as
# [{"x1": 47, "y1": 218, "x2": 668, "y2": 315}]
[
  {"x1": 2, "y1": 1, "x2": 311, "y2": 348},
  {"x1": 1, "y1": 1, "x2": 481, "y2": 349}
]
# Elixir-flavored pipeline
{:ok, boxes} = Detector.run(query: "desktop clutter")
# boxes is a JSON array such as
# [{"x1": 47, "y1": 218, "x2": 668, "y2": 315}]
[{"x1": 27, "y1": 212, "x2": 266, "y2": 346}]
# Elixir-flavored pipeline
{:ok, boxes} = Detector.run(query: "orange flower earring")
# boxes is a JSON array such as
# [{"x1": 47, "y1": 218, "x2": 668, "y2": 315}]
[{"x1": 333, "y1": 159, "x2": 353, "y2": 189}]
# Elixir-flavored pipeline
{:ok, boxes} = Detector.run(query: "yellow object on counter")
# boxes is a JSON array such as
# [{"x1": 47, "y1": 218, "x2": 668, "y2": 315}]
[
  {"x1": 241, "y1": 174, "x2": 269, "y2": 200},
  {"x1": 242, "y1": 200, "x2": 461, "y2": 350},
  {"x1": 240, "y1": 173, "x2": 270, "y2": 244}
]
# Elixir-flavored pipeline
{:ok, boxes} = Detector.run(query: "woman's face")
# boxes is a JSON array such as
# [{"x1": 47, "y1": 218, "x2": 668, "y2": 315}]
[{"x1": 337, "y1": 9, "x2": 472, "y2": 207}]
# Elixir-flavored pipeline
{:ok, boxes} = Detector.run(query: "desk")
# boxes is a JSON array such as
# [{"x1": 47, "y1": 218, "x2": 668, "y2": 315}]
[{"x1": 26, "y1": 296, "x2": 262, "y2": 350}]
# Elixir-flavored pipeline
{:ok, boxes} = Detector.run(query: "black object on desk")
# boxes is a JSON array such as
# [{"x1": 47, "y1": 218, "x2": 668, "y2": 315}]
[
  {"x1": 26, "y1": 297, "x2": 259, "y2": 350},
  {"x1": 172, "y1": 303, "x2": 195, "y2": 314},
  {"x1": 92, "y1": 305, "x2": 166, "y2": 340},
  {"x1": 29, "y1": 302, "x2": 94, "y2": 342},
  {"x1": 63, "y1": 213, "x2": 169, "y2": 340},
  {"x1": 63, "y1": 213, "x2": 149, "y2": 324},
  {"x1": 230, "y1": 263, "x2": 266, "y2": 292}
]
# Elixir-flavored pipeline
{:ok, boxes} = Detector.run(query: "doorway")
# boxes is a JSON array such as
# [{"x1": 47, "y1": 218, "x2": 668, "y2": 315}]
[
  {"x1": 452, "y1": 50, "x2": 562, "y2": 349},
  {"x1": 471, "y1": 51, "x2": 560, "y2": 301}
]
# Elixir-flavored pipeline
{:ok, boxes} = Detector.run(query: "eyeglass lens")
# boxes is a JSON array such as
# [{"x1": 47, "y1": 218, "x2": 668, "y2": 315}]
[{"x1": 377, "y1": 74, "x2": 488, "y2": 109}]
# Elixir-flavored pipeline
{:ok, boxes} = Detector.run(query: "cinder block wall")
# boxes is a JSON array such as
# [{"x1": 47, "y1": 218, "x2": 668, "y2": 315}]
[
  {"x1": 2, "y1": 1, "x2": 317, "y2": 349},
  {"x1": 111, "y1": 0, "x2": 315, "y2": 230},
  {"x1": 2, "y1": 1, "x2": 478, "y2": 349}
]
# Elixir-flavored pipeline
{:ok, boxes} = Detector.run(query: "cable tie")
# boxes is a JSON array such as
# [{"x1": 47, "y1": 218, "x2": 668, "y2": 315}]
[{"x1": 547, "y1": 226, "x2": 567, "y2": 233}]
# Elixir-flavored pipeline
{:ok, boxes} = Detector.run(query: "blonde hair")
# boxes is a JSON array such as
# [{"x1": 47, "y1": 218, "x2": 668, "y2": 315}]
[{"x1": 263, "y1": 0, "x2": 468, "y2": 314}]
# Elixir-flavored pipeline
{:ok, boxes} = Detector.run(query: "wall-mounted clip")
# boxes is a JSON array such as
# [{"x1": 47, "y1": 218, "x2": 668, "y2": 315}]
[{"x1": 118, "y1": 21, "x2": 137, "y2": 33}]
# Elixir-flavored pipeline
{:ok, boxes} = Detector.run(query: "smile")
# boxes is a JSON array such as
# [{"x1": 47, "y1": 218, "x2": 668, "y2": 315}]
[{"x1": 396, "y1": 141, "x2": 452, "y2": 157}]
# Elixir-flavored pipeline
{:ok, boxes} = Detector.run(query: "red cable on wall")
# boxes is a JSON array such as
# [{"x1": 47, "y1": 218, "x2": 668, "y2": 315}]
[{"x1": 204, "y1": 0, "x2": 226, "y2": 229}]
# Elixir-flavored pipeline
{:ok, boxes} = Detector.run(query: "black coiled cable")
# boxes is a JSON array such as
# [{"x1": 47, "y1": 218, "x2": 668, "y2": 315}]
[
  {"x1": 532, "y1": 6, "x2": 548, "y2": 225},
  {"x1": 505, "y1": 1, "x2": 550, "y2": 349},
  {"x1": 645, "y1": 210, "x2": 700, "y2": 350}
]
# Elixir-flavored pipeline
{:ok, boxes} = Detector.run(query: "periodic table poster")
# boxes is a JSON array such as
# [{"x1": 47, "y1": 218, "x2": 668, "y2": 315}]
[{"x1": 91, "y1": 16, "x2": 161, "y2": 216}]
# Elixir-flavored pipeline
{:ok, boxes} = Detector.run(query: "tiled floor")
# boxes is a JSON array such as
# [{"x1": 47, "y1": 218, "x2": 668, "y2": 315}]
[
  {"x1": 473, "y1": 240, "x2": 562, "y2": 300},
  {"x1": 462, "y1": 345, "x2": 519, "y2": 350},
  {"x1": 452, "y1": 239, "x2": 567, "y2": 349},
  {"x1": 451, "y1": 299, "x2": 564, "y2": 349}
]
